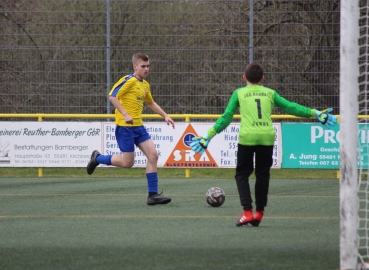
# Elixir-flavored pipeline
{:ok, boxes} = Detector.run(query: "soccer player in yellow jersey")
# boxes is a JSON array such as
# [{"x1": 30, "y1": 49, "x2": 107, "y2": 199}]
[{"x1": 87, "y1": 53, "x2": 175, "y2": 205}]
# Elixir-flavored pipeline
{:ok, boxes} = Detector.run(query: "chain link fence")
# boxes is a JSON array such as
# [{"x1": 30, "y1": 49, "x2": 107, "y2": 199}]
[{"x1": 0, "y1": 0, "x2": 340, "y2": 117}]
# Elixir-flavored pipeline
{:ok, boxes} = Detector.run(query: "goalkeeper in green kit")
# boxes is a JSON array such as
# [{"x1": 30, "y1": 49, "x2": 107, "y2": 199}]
[{"x1": 191, "y1": 62, "x2": 337, "y2": 227}]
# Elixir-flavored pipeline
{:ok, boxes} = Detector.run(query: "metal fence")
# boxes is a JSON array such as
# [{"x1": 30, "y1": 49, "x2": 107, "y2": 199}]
[{"x1": 0, "y1": 0, "x2": 340, "y2": 116}]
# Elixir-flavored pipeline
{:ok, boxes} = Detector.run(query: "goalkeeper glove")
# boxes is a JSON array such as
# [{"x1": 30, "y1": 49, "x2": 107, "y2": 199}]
[
  {"x1": 190, "y1": 128, "x2": 217, "y2": 155},
  {"x1": 190, "y1": 134, "x2": 211, "y2": 155},
  {"x1": 314, "y1": 108, "x2": 337, "y2": 128}
]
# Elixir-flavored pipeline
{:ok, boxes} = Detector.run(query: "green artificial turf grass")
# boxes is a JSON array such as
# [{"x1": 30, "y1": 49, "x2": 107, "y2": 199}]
[
  {"x1": 0, "y1": 177, "x2": 339, "y2": 270},
  {"x1": 0, "y1": 167, "x2": 338, "y2": 179}
]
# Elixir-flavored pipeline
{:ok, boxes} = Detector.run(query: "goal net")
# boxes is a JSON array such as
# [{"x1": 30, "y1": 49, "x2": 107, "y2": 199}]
[
  {"x1": 358, "y1": 1, "x2": 369, "y2": 269},
  {"x1": 341, "y1": 1, "x2": 369, "y2": 269}
]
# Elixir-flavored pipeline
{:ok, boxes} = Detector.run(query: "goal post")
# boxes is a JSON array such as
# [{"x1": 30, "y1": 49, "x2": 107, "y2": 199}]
[{"x1": 340, "y1": 0, "x2": 359, "y2": 270}]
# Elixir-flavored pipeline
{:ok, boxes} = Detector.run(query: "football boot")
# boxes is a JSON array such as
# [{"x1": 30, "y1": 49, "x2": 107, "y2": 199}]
[{"x1": 236, "y1": 210, "x2": 255, "y2": 227}]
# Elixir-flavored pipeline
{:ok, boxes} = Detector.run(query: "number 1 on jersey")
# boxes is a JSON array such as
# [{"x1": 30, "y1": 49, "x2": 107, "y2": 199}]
[{"x1": 255, "y1": 98, "x2": 262, "y2": 119}]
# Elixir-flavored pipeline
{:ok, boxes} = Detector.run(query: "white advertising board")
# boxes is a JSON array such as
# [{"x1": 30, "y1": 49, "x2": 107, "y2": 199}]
[
  {"x1": 101, "y1": 122, "x2": 186, "y2": 167},
  {"x1": 191, "y1": 123, "x2": 282, "y2": 168},
  {"x1": 101, "y1": 122, "x2": 282, "y2": 169},
  {"x1": 0, "y1": 122, "x2": 282, "y2": 168},
  {"x1": 0, "y1": 122, "x2": 101, "y2": 167}
]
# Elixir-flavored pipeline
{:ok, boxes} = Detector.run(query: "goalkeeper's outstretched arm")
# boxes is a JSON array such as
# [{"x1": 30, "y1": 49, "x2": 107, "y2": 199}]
[
  {"x1": 274, "y1": 92, "x2": 337, "y2": 129},
  {"x1": 190, "y1": 90, "x2": 239, "y2": 154}
]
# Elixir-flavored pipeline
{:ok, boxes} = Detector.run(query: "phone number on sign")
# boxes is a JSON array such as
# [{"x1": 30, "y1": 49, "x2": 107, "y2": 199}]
[{"x1": 319, "y1": 161, "x2": 338, "y2": 166}]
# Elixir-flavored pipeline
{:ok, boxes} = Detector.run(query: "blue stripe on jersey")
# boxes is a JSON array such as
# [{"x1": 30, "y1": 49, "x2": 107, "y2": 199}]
[{"x1": 111, "y1": 74, "x2": 134, "y2": 97}]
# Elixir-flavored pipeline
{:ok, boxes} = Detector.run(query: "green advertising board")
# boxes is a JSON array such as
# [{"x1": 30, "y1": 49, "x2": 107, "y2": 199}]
[{"x1": 281, "y1": 123, "x2": 368, "y2": 169}]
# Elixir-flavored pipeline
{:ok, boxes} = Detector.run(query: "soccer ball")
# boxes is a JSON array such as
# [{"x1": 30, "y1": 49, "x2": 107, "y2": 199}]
[{"x1": 206, "y1": 187, "x2": 225, "y2": 207}]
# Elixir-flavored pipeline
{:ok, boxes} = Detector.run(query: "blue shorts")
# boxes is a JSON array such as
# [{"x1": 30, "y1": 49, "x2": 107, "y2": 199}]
[{"x1": 115, "y1": 125, "x2": 151, "y2": 152}]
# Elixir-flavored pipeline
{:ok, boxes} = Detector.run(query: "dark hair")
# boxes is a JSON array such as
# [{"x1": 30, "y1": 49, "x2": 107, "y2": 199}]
[{"x1": 245, "y1": 62, "x2": 263, "y2": 83}]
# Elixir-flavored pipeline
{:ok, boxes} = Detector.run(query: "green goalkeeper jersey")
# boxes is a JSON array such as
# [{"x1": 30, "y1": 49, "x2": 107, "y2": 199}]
[{"x1": 210, "y1": 85, "x2": 316, "y2": 146}]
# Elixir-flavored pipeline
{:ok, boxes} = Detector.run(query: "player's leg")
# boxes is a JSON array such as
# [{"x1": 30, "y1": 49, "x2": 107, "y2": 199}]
[
  {"x1": 136, "y1": 128, "x2": 171, "y2": 205},
  {"x1": 86, "y1": 125, "x2": 135, "y2": 175},
  {"x1": 252, "y1": 145, "x2": 274, "y2": 226},
  {"x1": 235, "y1": 144, "x2": 255, "y2": 209},
  {"x1": 110, "y1": 152, "x2": 134, "y2": 167},
  {"x1": 137, "y1": 139, "x2": 158, "y2": 174},
  {"x1": 90, "y1": 151, "x2": 135, "y2": 169},
  {"x1": 235, "y1": 144, "x2": 255, "y2": 226}
]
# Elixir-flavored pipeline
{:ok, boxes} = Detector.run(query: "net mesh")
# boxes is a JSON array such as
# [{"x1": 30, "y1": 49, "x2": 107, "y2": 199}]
[
  {"x1": 0, "y1": 0, "x2": 340, "y2": 116},
  {"x1": 358, "y1": 0, "x2": 369, "y2": 267}
]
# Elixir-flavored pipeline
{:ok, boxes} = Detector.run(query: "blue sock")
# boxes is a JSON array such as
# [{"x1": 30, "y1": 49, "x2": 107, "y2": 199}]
[
  {"x1": 96, "y1": 155, "x2": 112, "y2": 165},
  {"x1": 146, "y1": 172, "x2": 158, "y2": 194}
]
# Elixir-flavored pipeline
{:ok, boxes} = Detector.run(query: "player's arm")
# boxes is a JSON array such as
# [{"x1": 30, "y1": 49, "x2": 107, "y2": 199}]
[
  {"x1": 191, "y1": 90, "x2": 239, "y2": 154},
  {"x1": 109, "y1": 96, "x2": 133, "y2": 124},
  {"x1": 211, "y1": 90, "x2": 239, "y2": 135},
  {"x1": 146, "y1": 102, "x2": 175, "y2": 128},
  {"x1": 273, "y1": 91, "x2": 337, "y2": 128},
  {"x1": 108, "y1": 77, "x2": 134, "y2": 124},
  {"x1": 273, "y1": 91, "x2": 314, "y2": 117}
]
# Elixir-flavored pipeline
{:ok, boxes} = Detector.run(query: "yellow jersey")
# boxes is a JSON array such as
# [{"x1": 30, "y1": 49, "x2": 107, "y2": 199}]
[{"x1": 109, "y1": 74, "x2": 154, "y2": 126}]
